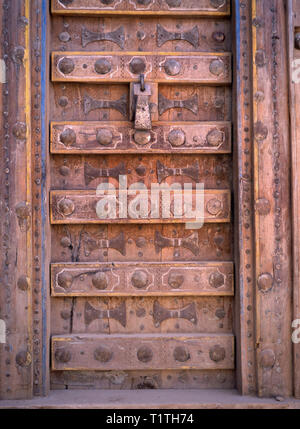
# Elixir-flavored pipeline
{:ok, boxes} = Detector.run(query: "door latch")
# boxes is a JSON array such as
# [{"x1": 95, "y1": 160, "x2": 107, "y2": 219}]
[{"x1": 133, "y1": 74, "x2": 152, "y2": 132}]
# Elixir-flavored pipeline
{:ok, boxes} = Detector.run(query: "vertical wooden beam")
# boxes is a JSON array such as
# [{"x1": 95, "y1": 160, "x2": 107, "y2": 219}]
[
  {"x1": 0, "y1": 0, "x2": 33, "y2": 399},
  {"x1": 233, "y1": 0, "x2": 257, "y2": 395},
  {"x1": 30, "y1": 0, "x2": 50, "y2": 396},
  {"x1": 251, "y1": 0, "x2": 293, "y2": 398},
  {"x1": 288, "y1": 0, "x2": 300, "y2": 399}
]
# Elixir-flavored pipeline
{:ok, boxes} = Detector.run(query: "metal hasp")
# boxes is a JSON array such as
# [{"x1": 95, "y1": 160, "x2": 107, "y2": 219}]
[{"x1": 133, "y1": 74, "x2": 152, "y2": 131}]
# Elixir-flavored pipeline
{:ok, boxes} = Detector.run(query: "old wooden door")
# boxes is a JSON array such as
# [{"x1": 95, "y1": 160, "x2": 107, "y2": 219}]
[{"x1": 49, "y1": 0, "x2": 234, "y2": 390}]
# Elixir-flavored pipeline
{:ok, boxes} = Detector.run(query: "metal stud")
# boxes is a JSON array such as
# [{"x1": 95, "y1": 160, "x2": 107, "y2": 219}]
[
  {"x1": 168, "y1": 272, "x2": 184, "y2": 289},
  {"x1": 134, "y1": 130, "x2": 151, "y2": 145},
  {"x1": 168, "y1": 129, "x2": 186, "y2": 147},
  {"x1": 137, "y1": 345, "x2": 153, "y2": 362},
  {"x1": 92, "y1": 272, "x2": 108, "y2": 290},
  {"x1": 209, "y1": 271, "x2": 225, "y2": 289},
  {"x1": 173, "y1": 346, "x2": 190, "y2": 362},
  {"x1": 94, "y1": 58, "x2": 112, "y2": 75},
  {"x1": 209, "y1": 59, "x2": 225, "y2": 76},
  {"x1": 129, "y1": 57, "x2": 146, "y2": 74},
  {"x1": 206, "y1": 129, "x2": 224, "y2": 146},
  {"x1": 209, "y1": 345, "x2": 226, "y2": 362},
  {"x1": 96, "y1": 129, "x2": 113, "y2": 146},
  {"x1": 57, "y1": 271, "x2": 73, "y2": 289},
  {"x1": 131, "y1": 270, "x2": 148, "y2": 289},
  {"x1": 58, "y1": 198, "x2": 75, "y2": 216},
  {"x1": 58, "y1": 57, "x2": 75, "y2": 74},
  {"x1": 164, "y1": 59, "x2": 181, "y2": 76},
  {"x1": 55, "y1": 348, "x2": 71, "y2": 363},
  {"x1": 257, "y1": 273, "x2": 274, "y2": 293},
  {"x1": 94, "y1": 346, "x2": 113, "y2": 363},
  {"x1": 60, "y1": 128, "x2": 76, "y2": 146}
]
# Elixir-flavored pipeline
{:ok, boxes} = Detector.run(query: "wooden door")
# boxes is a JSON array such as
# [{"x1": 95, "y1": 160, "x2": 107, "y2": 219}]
[{"x1": 49, "y1": 0, "x2": 234, "y2": 390}]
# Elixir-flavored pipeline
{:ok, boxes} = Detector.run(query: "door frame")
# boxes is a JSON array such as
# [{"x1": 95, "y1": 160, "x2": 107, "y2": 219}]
[{"x1": 0, "y1": 0, "x2": 296, "y2": 400}]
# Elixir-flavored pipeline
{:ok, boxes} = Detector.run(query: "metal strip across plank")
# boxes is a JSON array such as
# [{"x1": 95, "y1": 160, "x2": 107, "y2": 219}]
[
  {"x1": 50, "y1": 189, "x2": 231, "y2": 224},
  {"x1": 52, "y1": 52, "x2": 232, "y2": 84},
  {"x1": 51, "y1": 0, "x2": 231, "y2": 17},
  {"x1": 51, "y1": 261, "x2": 234, "y2": 296},
  {"x1": 52, "y1": 333, "x2": 235, "y2": 371}
]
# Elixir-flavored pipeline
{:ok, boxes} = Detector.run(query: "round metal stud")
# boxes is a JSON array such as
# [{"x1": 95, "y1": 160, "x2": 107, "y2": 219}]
[
  {"x1": 168, "y1": 272, "x2": 184, "y2": 289},
  {"x1": 135, "y1": 166, "x2": 147, "y2": 176},
  {"x1": 164, "y1": 59, "x2": 181, "y2": 76},
  {"x1": 209, "y1": 271, "x2": 225, "y2": 289},
  {"x1": 209, "y1": 59, "x2": 225, "y2": 76},
  {"x1": 129, "y1": 57, "x2": 146, "y2": 74},
  {"x1": 59, "y1": 32, "x2": 71, "y2": 42},
  {"x1": 206, "y1": 129, "x2": 224, "y2": 146},
  {"x1": 94, "y1": 346, "x2": 113, "y2": 363},
  {"x1": 55, "y1": 348, "x2": 71, "y2": 363},
  {"x1": 295, "y1": 33, "x2": 300, "y2": 50},
  {"x1": 17, "y1": 275, "x2": 29, "y2": 291},
  {"x1": 57, "y1": 271, "x2": 73, "y2": 289},
  {"x1": 206, "y1": 198, "x2": 223, "y2": 216},
  {"x1": 58, "y1": 57, "x2": 75, "y2": 75},
  {"x1": 92, "y1": 271, "x2": 108, "y2": 290},
  {"x1": 60, "y1": 310, "x2": 71, "y2": 320},
  {"x1": 58, "y1": 96, "x2": 69, "y2": 107},
  {"x1": 96, "y1": 129, "x2": 113, "y2": 146},
  {"x1": 134, "y1": 130, "x2": 151, "y2": 145},
  {"x1": 209, "y1": 345, "x2": 226, "y2": 362},
  {"x1": 131, "y1": 270, "x2": 149, "y2": 289},
  {"x1": 257, "y1": 273, "x2": 274, "y2": 293},
  {"x1": 60, "y1": 128, "x2": 76, "y2": 146},
  {"x1": 259, "y1": 349, "x2": 275, "y2": 369},
  {"x1": 94, "y1": 58, "x2": 112, "y2": 75},
  {"x1": 166, "y1": 0, "x2": 182, "y2": 6},
  {"x1": 137, "y1": 345, "x2": 153, "y2": 362},
  {"x1": 58, "y1": 198, "x2": 75, "y2": 216},
  {"x1": 212, "y1": 31, "x2": 226, "y2": 43},
  {"x1": 168, "y1": 129, "x2": 186, "y2": 147},
  {"x1": 173, "y1": 346, "x2": 190, "y2": 362},
  {"x1": 16, "y1": 350, "x2": 31, "y2": 367},
  {"x1": 59, "y1": 166, "x2": 70, "y2": 176}
]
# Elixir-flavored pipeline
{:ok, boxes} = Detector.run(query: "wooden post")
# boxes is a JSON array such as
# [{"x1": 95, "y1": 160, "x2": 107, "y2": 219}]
[
  {"x1": 0, "y1": 0, "x2": 33, "y2": 399},
  {"x1": 251, "y1": 0, "x2": 293, "y2": 398},
  {"x1": 287, "y1": 0, "x2": 300, "y2": 400}
]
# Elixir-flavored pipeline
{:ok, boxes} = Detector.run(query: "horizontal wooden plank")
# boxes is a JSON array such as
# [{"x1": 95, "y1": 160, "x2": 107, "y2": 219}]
[
  {"x1": 51, "y1": 0, "x2": 230, "y2": 17},
  {"x1": 52, "y1": 52, "x2": 232, "y2": 84},
  {"x1": 51, "y1": 296, "x2": 234, "y2": 334},
  {"x1": 51, "y1": 333, "x2": 234, "y2": 370},
  {"x1": 51, "y1": 261, "x2": 234, "y2": 296},
  {"x1": 50, "y1": 121, "x2": 232, "y2": 154},
  {"x1": 50, "y1": 189, "x2": 231, "y2": 224},
  {"x1": 50, "y1": 368, "x2": 235, "y2": 390}
]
